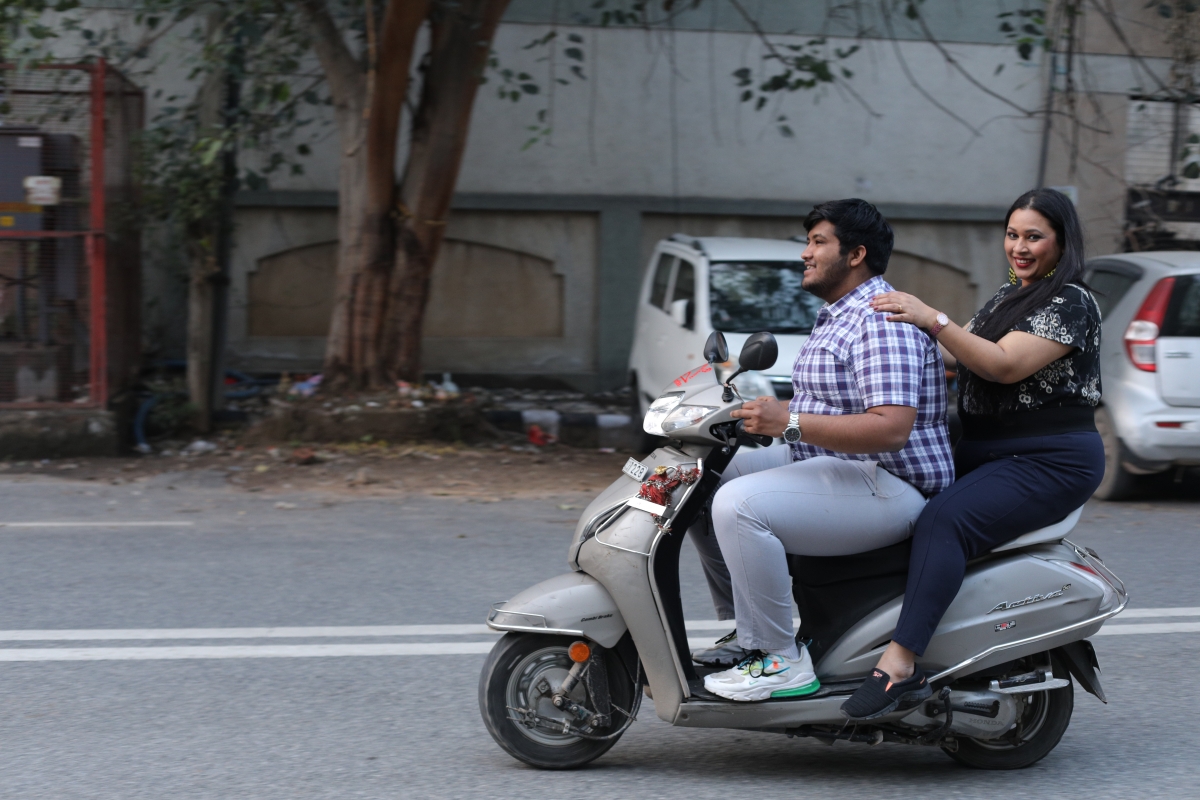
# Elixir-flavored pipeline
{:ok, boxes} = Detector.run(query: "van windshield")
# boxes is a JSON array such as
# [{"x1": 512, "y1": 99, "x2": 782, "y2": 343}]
[{"x1": 709, "y1": 261, "x2": 824, "y2": 334}]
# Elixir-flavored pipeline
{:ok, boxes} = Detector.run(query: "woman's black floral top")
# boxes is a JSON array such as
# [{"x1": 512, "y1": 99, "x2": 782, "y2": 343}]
[{"x1": 958, "y1": 282, "x2": 1103, "y2": 416}]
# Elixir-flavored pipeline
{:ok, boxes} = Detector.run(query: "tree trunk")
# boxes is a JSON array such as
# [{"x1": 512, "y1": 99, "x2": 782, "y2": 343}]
[
  {"x1": 186, "y1": 15, "x2": 226, "y2": 432},
  {"x1": 303, "y1": 0, "x2": 427, "y2": 388},
  {"x1": 384, "y1": 0, "x2": 511, "y2": 382},
  {"x1": 186, "y1": 247, "x2": 218, "y2": 433}
]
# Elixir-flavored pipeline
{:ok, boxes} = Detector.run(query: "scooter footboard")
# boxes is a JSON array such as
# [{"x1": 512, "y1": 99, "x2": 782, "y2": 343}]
[{"x1": 487, "y1": 572, "x2": 628, "y2": 648}]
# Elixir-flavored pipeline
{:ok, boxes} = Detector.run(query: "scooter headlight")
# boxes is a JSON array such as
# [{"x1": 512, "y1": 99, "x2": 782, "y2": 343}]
[
  {"x1": 643, "y1": 392, "x2": 685, "y2": 435},
  {"x1": 660, "y1": 404, "x2": 721, "y2": 434}
]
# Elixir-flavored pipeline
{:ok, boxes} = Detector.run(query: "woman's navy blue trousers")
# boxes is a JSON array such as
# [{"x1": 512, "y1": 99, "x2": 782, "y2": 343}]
[{"x1": 892, "y1": 431, "x2": 1105, "y2": 656}]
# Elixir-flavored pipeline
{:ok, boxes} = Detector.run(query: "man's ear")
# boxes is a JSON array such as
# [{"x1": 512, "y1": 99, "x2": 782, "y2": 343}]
[{"x1": 847, "y1": 245, "x2": 868, "y2": 269}]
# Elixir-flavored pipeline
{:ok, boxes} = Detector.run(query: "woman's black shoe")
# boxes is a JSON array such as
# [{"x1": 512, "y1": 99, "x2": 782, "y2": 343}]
[{"x1": 840, "y1": 665, "x2": 932, "y2": 721}]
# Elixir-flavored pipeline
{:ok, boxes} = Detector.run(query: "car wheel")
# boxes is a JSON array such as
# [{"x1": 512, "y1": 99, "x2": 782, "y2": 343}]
[{"x1": 1094, "y1": 406, "x2": 1139, "y2": 501}]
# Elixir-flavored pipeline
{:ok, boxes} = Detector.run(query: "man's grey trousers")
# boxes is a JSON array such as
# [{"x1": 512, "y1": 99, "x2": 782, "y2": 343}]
[{"x1": 687, "y1": 445, "x2": 928, "y2": 653}]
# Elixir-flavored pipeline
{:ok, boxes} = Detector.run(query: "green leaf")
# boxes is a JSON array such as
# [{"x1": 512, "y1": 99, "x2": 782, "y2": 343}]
[
  {"x1": 200, "y1": 139, "x2": 223, "y2": 166},
  {"x1": 995, "y1": 63, "x2": 1005, "y2": 75},
  {"x1": 1184, "y1": 162, "x2": 1200, "y2": 180},
  {"x1": 1018, "y1": 41, "x2": 1033, "y2": 59},
  {"x1": 564, "y1": 47, "x2": 584, "y2": 61},
  {"x1": 779, "y1": 124, "x2": 794, "y2": 137},
  {"x1": 568, "y1": 33, "x2": 584, "y2": 43},
  {"x1": 521, "y1": 83, "x2": 539, "y2": 94}
]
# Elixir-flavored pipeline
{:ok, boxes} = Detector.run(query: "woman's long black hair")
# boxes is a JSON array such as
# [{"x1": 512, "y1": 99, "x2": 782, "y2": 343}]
[{"x1": 973, "y1": 187, "x2": 1089, "y2": 343}]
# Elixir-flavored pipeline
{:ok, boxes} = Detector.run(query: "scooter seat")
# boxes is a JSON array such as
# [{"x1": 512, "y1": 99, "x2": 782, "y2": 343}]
[{"x1": 989, "y1": 506, "x2": 1084, "y2": 553}]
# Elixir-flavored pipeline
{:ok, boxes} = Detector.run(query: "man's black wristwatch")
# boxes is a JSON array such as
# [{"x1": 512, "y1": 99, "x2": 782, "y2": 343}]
[{"x1": 782, "y1": 412, "x2": 802, "y2": 444}]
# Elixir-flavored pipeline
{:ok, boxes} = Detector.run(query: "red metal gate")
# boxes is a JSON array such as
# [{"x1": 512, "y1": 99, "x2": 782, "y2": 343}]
[{"x1": 0, "y1": 59, "x2": 142, "y2": 408}]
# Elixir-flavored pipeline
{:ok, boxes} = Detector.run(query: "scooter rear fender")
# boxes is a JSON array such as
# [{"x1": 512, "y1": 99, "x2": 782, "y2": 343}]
[
  {"x1": 815, "y1": 542, "x2": 1125, "y2": 683},
  {"x1": 487, "y1": 572, "x2": 628, "y2": 649}
]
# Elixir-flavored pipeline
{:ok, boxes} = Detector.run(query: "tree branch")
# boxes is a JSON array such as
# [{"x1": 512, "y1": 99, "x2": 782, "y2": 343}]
[
  {"x1": 297, "y1": 0, "x2": 365, "y2": 110},
  {"x1": 727, "y1": 0, "x2": 882, "y2": 118},
  {"x1": 878, "y1": 1, "x2": 980, "y2": 135},
  {"x1": 1087, "y1": 0, "x2": 1172, "y2": 96},
  {"x1": 903, "y1": 0, "x2": 1036, "y2": 117}
]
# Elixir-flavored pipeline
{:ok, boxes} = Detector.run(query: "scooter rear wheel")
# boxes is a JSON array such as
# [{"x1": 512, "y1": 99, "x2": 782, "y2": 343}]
[
  {"x1": 942, "y1": 661, "x2": 1074, "y2": 770},
  {"x1": 479, "y1": 633, "x2": 637, "y2": 770}
]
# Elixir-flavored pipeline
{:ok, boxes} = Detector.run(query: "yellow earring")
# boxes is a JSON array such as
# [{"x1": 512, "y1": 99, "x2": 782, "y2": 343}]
[
  {"x1": 1008, "y1": 266, "x2": 1018, "y2": 285},
  {"x1": 1044, "y1": 266, "x2": 1057, "y2": 279}
]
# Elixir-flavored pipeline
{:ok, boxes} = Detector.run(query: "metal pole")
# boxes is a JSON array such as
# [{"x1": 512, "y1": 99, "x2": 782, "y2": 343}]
[
  {"x1": 16, "y1": 241, "x2": 27, "y2": 340},
  {"x1": 88, "y1": 58, "x2": 108, "y2": 407}
]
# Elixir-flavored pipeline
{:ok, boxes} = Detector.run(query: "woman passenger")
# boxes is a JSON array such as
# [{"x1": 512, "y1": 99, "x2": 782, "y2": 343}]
[{"x1": 840, "y1": 188, "x2": 1106, "y2": 720}]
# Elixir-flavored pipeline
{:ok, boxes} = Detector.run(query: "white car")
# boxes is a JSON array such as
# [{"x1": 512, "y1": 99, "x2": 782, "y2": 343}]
[
  {"x1": 628, "y1": 235, "x2": 823, "y2": 440},
  {"x1": 1082, "y1": 253, "x2": 1200, "y2": 499}
]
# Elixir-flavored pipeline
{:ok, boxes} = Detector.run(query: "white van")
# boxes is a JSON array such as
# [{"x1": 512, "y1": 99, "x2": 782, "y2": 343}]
[{"x1": 629, "y1": 235, "x2": 822, "y2": 425}]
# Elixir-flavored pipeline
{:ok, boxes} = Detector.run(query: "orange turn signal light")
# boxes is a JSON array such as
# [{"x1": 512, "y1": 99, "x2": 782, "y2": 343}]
[{"x1": 568, "y1": 641, "x2": 591, "y2": 663}]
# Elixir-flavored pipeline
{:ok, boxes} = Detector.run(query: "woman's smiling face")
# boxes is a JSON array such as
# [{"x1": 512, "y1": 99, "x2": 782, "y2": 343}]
[{"x1": 1005, "y1": 208, "x2": 1062, "y2": 287}]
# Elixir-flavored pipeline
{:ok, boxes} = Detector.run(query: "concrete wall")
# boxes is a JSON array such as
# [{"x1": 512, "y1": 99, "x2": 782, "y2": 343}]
[
  {"x1": 226, "y1": 208, "x2": 599, "y2": 382},
  {"x1": 457, "y1": 27, "x2": 1046, "y2": 207}
]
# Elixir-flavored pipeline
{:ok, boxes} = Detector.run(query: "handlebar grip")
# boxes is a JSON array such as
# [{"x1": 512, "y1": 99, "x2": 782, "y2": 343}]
[{"x1": 735, "y1": 420, "x2": 774, "y2": 448}]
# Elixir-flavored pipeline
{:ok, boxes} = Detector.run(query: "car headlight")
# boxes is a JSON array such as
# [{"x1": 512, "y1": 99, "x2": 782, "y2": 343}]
[
  {"x1": 660, "y1": 404, "x2": 721, "y2": 434},
  {"x1": 643, "y1": 392, "x2": 684, "y2": 435}
]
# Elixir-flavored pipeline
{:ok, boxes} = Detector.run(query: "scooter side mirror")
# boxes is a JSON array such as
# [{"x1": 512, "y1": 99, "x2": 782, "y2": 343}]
[
  {"x1": 737, "y1": 332, "x2": 778, "y2": 372},
  {"x1": 703, "y1": 331, "x2": 729, "y2": 364}
]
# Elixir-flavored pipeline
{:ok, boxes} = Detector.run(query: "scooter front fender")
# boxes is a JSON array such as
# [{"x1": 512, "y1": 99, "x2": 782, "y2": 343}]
[{"x1": 487, "y1": 572, "x2": 628, "y2": 649}]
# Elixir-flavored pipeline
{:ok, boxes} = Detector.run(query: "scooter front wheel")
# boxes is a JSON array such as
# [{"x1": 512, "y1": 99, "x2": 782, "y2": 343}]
[{"x1": 478, "y1": 633, "x2": 637, "y2": 770}]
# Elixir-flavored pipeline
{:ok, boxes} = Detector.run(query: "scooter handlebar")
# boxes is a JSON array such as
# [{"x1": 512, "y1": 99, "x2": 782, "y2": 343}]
[{"x1": 735, "y1": 420, "x2": 774, "y2": 448}]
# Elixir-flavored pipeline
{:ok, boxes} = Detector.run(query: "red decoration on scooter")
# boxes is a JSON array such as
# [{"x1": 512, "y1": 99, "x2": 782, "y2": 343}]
[{"x1": 638, "y1": 465, "x2": 701, "y2": 507}]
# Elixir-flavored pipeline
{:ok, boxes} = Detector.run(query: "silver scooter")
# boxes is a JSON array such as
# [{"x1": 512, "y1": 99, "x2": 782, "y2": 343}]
[{"x1": 479, "y1": 331, "x2": 1127, "y2": 770}]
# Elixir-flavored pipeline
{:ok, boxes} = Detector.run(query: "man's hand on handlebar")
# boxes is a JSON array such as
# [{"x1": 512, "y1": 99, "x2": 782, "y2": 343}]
[{"x1": 730, "y1": 396, "x2": 790, "y2": 438}]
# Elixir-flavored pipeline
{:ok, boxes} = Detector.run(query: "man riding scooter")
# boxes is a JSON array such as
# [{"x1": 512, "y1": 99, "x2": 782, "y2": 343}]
[{"x1": 689, "y1": 198, "x2": 954, "y2": 701}]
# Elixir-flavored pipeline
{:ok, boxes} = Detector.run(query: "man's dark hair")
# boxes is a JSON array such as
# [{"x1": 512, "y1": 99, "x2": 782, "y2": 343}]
[{"x1": 803, "y1": 198, "x2": 894, "y2": 275}]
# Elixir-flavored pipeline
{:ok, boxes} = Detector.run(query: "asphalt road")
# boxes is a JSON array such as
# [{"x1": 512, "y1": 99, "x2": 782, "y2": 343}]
[{"x1": 0, "y1": 468, "x2": 1197, "y2": 799}]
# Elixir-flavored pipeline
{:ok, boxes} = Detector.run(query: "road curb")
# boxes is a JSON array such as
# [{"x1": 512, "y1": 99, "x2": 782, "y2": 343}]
[{"x1": 484, "y1": 409, "x2": 634, "y2": 450}]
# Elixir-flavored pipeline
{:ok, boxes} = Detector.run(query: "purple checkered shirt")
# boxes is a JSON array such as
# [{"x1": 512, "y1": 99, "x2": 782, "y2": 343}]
[{"x1": 788, "y1": 275, "x2": 954, "y2": 494}]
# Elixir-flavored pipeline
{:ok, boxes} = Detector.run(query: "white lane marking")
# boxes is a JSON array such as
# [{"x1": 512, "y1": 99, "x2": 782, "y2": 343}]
[
  {"x1": 1117, "y1": 607, "x2": 1200, "y2": 619},
  {"x1": 1096, "y1": 622, "x2": 1200, "y2": 635},
  {"x1": 0, "y1": 623, "x2": 732, "y2": 642},
  {"x1": 0, "y1": 625, "x2": 495, "y2": 641},
  {"x1": 0, "y1": 642, "x2": 497, "y2": 662},
  {"x1": 0, "y1": 607, "x2": 1194, "y2": 651},
  {"x1": 0, "y1": 522, "x2": 195, "y2": 528},
  {"x1": 0, "y1": 622, "x2": 1195, "y2": 662}
]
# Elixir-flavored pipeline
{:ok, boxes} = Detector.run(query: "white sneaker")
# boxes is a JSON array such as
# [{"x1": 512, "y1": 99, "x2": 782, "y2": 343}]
[{"x1": 703, "y1": 647, "x2": 820, "y2": 702}]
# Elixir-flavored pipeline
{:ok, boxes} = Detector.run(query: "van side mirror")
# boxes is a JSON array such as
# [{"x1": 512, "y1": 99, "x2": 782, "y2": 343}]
[
  {"x1": 737, "y1": 332, "x2": 778, "y2": 372},
  {"x1": 703, "y1": 331, "x2": 729, "y2": 364},
  {"x1": 669, "y1": 298, "x2": 693, "y2": 330}
]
